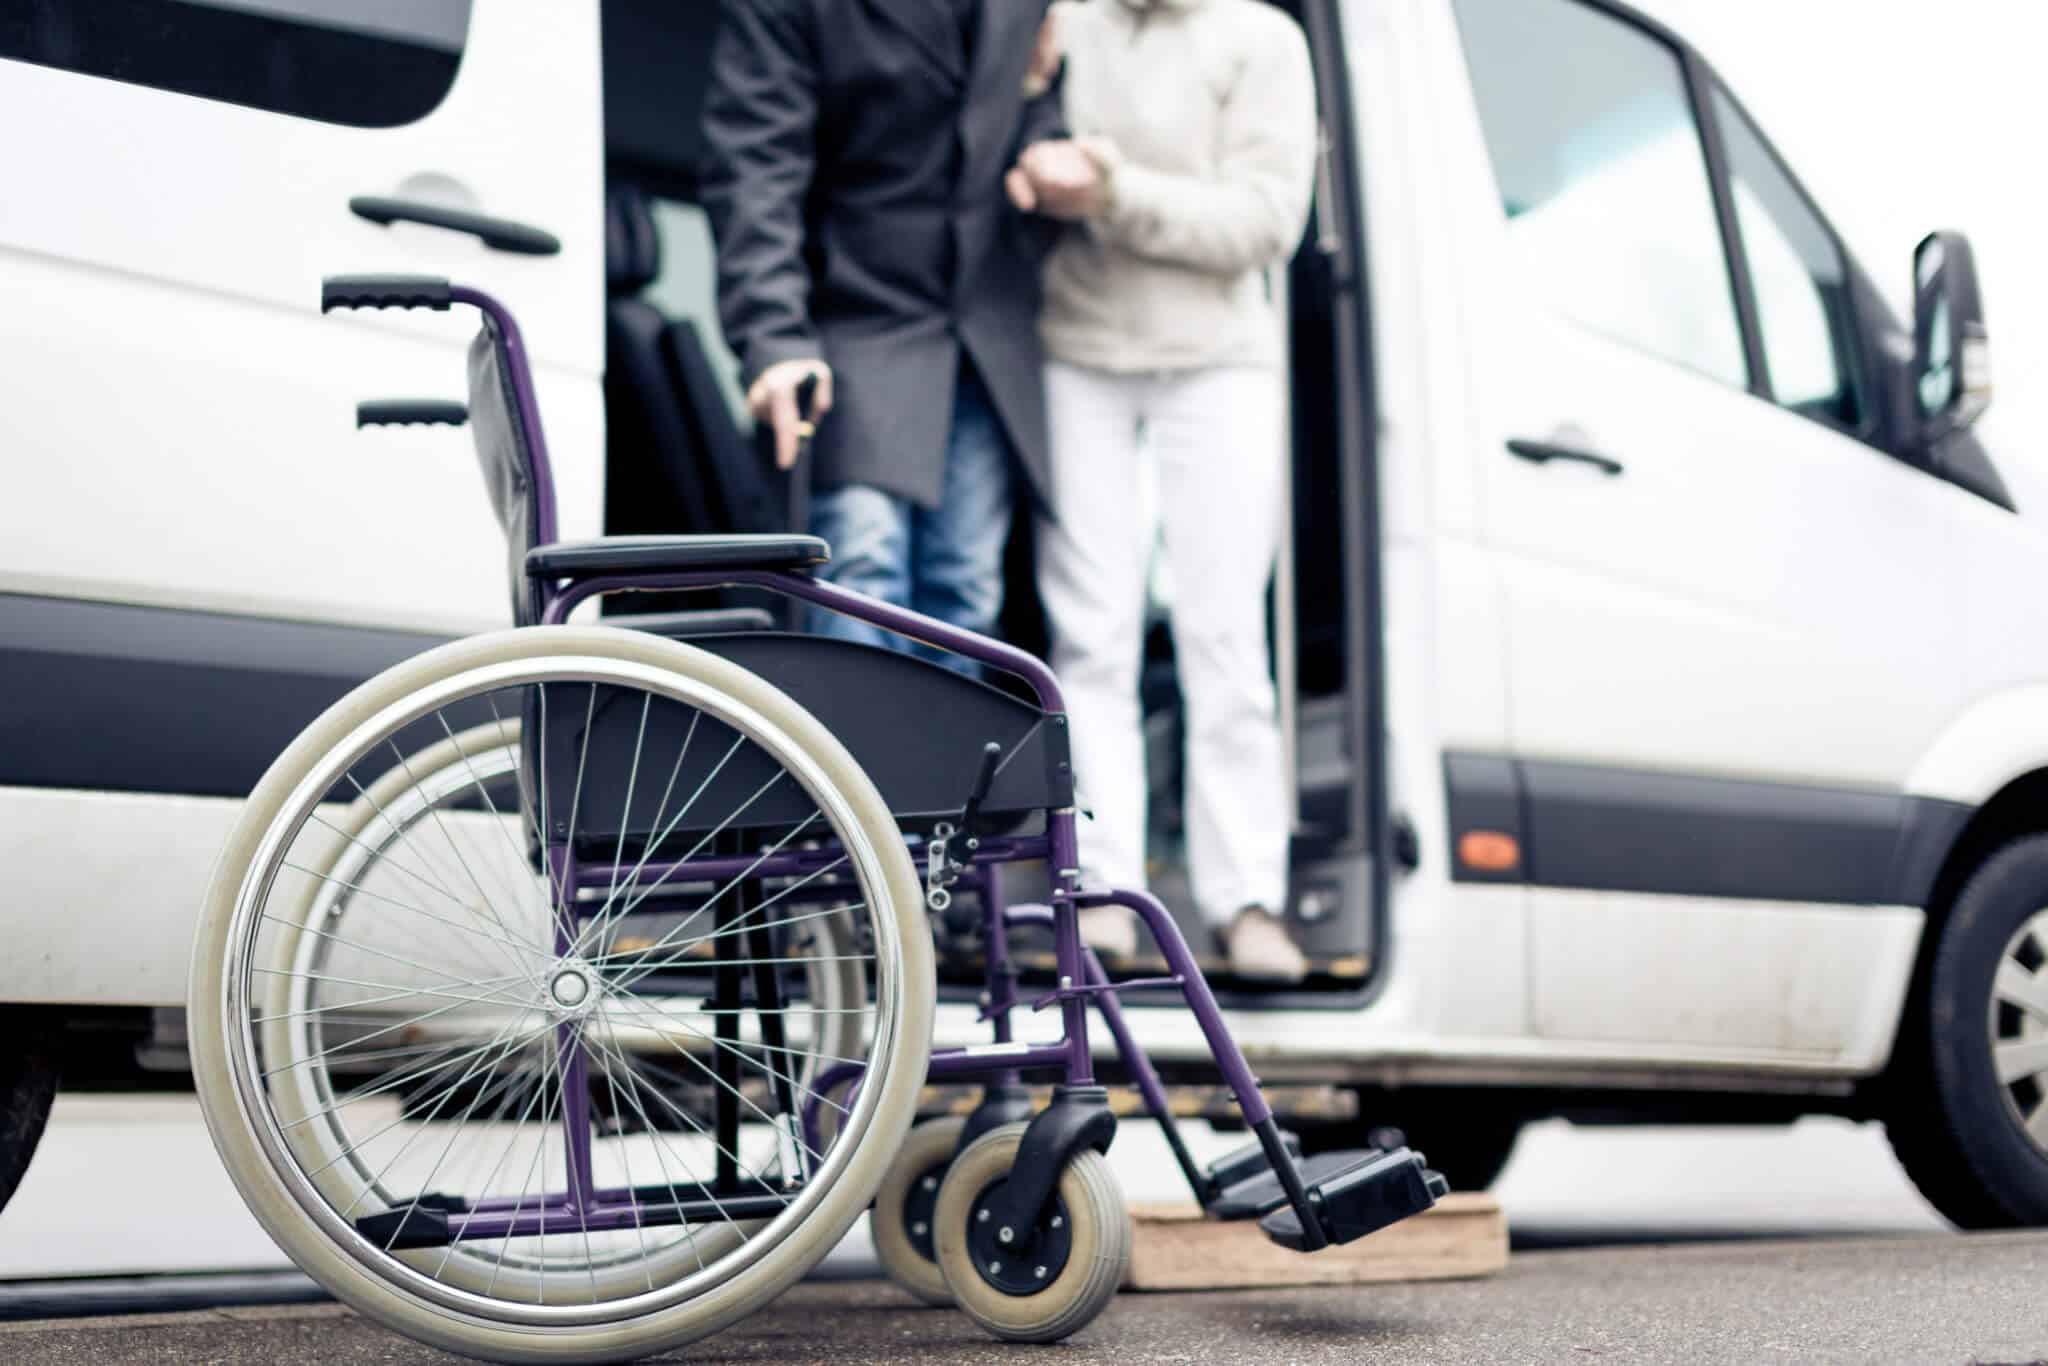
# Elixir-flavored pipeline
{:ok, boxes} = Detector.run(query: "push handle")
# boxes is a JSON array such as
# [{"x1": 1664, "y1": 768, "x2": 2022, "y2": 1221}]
[
  {"x1": 321, "y1": 275, "x2": 452, "y2": 313},
  {"x1": 349, "y1": 195, "x2": 561, "y2": 257},
  {"x1": 1507, "y1": 437, "x2": 1624, "y2": 476},
  {"x1": 357, "y1": 399, "x2": 469, "y2": 429}
]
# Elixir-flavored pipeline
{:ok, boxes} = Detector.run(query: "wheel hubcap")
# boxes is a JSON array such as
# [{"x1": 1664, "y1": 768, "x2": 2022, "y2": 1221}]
[
  {"x1": 1988, "y1": 908, "x2": 2048, "y2": 1153},
  {"x1": 902, "y1": 1163, "x2": 947, "y2": 1260},
  {"x1": 966, "y1": 1178, "x2": 1071, "y2": 1296}
]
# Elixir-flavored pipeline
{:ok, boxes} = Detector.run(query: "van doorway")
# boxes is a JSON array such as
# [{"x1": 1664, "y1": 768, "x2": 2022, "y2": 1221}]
[{"x1": 592, "y1": 0, "x2": 1383, "y2": 1001}]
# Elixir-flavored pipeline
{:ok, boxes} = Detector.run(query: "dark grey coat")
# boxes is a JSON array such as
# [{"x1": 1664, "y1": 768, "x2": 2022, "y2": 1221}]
[{"x1": 700, "y1": 0, "x2": 1062, "y2": 510}]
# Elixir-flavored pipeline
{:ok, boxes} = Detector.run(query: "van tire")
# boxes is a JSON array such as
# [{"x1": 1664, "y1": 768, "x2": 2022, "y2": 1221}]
[
  {"x1": 1887, "y1": 834, "x2": 2048, "y2": 1228},
  {"x1": 0, "y1": 1007, "x2": 61, "y2": 1217}
]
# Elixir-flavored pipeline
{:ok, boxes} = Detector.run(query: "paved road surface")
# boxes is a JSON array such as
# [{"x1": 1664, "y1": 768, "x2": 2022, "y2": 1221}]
[
  {"x1": 6, "y1": 1096, "x2": 2004, "y2": 1360},
  {"x1": 3, "y1": 1231, "x2": 2044, "y2": 1365}
]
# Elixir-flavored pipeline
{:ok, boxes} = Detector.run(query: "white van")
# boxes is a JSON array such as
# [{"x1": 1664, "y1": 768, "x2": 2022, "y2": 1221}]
[{"x1": 3, "y1": 0, "x2": 2041, "y2": 1232}]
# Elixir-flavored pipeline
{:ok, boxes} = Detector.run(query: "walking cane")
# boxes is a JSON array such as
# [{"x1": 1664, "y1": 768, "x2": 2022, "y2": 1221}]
[{"x1": 786, "y1": 371, "x2": 819, "y2": 536}]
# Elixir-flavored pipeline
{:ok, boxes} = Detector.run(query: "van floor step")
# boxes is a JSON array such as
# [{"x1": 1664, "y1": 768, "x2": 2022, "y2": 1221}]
[
  {"x1": 1259, "y1": 1147, "x2": 1448, "y2": 1251},
  {"x1": 1210, "y1": 1149, "x2": 1376, "y2": 1221}
]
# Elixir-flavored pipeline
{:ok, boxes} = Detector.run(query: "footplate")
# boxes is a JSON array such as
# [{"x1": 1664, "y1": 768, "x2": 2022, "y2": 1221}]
[
  {"x1": 1200, "y1": 1129, "x2": 1302, "y2": 1207},
  {"x1": 1258, "y1": 1147, "x2": 1448, "y2": 1251},
  {"x1": 1210, "y1": 1148, "x2": 1369, "y2": 1221}
]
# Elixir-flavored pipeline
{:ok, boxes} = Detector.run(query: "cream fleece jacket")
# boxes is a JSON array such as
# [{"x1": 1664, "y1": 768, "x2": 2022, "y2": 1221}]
[{"x1": 1038, "y1": 0, "x2": 1318, "y2": 373}]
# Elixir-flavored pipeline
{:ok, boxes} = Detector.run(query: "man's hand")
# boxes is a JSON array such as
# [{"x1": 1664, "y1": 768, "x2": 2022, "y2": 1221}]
[
  {"x1": 747, "y1": 358, "x2": 834, "y2": 470},
  {"x1": 1006, "y1": 138, "x2": 1108, "y2": 219}
]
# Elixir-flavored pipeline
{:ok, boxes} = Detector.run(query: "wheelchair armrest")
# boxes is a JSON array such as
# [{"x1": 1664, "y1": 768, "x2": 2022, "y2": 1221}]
[
  {"x1": 608, "y1": 607, "x2": 777, "y2": 639},
  {"x1": 525, "y1": 534, "x2": 829, "y2": 580}
]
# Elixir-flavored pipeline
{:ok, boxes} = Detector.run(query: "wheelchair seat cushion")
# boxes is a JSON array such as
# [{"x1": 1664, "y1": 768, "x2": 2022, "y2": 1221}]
[{"x1": 526, "y1": 533, "x2": 828, "y2": 580}]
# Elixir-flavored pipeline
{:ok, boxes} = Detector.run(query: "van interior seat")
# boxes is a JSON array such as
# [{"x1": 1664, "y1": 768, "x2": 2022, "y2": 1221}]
[{"x1": 602, "y1": 183, "x2": 781, "y2": 542}]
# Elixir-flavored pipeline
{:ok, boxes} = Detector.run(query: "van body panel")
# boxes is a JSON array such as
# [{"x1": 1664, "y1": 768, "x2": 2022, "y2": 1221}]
[{"x1": 0, "y1": 0, "x2": 605, "y2": 633}]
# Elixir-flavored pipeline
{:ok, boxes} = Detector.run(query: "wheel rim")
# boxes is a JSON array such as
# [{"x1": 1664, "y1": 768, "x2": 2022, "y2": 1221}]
[
  {"x1": 220, "y1": 654, "x2": 904, "y2": 1327},
  {"x1": 1988, "y1": 907, "x2": 2048, "y2": 1154}
]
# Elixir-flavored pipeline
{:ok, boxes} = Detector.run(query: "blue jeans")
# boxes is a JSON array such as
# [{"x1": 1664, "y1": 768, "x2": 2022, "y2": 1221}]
[{"x1": 808, "y1": 366, "x2": 1014, "y2": 675}]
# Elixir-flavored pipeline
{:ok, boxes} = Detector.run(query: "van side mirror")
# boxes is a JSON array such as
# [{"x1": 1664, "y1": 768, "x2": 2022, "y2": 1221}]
[{"x1": 1913, "y1": 230, "x2": 1991, "y2": 438}]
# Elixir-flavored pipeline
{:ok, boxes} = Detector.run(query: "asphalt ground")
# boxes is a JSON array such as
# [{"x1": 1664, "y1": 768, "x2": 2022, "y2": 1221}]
[{"x1": 2, "y1": 1230, "x2": 2045, "y2": 1365}]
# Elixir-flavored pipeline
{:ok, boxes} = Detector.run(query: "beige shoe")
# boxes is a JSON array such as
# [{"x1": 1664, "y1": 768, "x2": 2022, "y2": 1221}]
[
  {"x1": 1224, "y1": 906, "x2": 1308, "y2": 984},
  {"x1": 1078, "y1": 905, "x2": 1139, "y2": 963}
]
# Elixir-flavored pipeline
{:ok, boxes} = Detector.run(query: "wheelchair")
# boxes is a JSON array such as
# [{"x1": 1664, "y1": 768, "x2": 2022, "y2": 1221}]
[{"x1": 187, "y1": 276, "x2": 1445, "y2": 1363}]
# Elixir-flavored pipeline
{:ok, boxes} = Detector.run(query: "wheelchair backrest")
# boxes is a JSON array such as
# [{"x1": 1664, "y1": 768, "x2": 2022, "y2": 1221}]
[{"x1": 465, "y1": 306, "x2": 559, "y2": 627}]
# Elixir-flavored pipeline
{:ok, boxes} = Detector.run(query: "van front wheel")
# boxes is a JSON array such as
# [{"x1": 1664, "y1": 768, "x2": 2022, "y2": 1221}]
[{"x1": 1888, "y1": 834, "x2": 2048, "y2": 1228}]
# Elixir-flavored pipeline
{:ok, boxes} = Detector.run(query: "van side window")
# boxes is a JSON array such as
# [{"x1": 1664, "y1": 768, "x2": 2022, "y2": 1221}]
[
  {"x1": 1452, "y1": 0, "x2": 1747, "y2": 389},
  {"x1": 1710, "y1": 86, "x2": 1861, "y2": 426},
  {"x1": 0, "y1": 0, "x2": 472, "y2": 128}
]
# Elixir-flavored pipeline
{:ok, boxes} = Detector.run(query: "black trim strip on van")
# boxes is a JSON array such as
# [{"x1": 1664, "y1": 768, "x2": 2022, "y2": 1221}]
[
  {"x1": 1444, "y1": 751, "x2": 1970, "y2": 908},
  {"x1": 0, "y1": 592, "x2": 451, "y2": 799}
]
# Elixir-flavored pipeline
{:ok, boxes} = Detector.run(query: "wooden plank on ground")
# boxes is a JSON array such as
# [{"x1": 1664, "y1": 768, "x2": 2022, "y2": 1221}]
[{"x1": 1124, "y1": 1193, "x2": 1506, "y2": 1291}]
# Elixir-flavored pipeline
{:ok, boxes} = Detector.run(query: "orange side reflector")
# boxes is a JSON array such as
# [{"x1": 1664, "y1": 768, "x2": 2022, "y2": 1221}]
[{"x1": 1457, "y1": 830, "x2": 1521, "y2": 874}]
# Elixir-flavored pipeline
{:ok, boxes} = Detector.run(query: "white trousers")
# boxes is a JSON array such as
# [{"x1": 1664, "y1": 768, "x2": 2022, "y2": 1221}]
[{"x1": 1036, "y1": 360, "x2": 1289, "y2": 927}]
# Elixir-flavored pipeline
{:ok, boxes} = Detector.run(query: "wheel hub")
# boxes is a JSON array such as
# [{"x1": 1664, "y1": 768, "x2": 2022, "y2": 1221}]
[
  {"x1": 965, "y1": 1177, "x2": 1072, "y2": 1296},
  {"x1": 901, "y1": 1162, "x2": 946, "y2": 1260},
  {"x1": 547, "y1": 965, "x2": 595, "y2": 1013}
]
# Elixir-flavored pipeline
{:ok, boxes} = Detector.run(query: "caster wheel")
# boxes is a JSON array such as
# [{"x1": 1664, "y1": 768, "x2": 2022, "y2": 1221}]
[
  {"x1": 872, "y1": 1116, "x2": 968, "y2": 1305},
  {"x1": 933, "y1": 1121, "x2": 1130, "y2": 1343}
]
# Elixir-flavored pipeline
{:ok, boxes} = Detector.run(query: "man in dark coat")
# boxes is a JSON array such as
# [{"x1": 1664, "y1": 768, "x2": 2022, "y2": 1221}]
[{"x1": 700, "y1": 0, "x2": 1096, "y2": 659}]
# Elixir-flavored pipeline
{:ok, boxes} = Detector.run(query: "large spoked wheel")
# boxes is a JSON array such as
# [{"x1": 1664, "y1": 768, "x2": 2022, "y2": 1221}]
[
  {"x1": 871, "y1": 1115, "x2": 967, "y2": 1306},
  {"x1": 933, "y1": 1122, "x2": 1129, "y2": 1344},
  {"x1": 190, "y1": 627, "x2": 931, "y2": 1363}
]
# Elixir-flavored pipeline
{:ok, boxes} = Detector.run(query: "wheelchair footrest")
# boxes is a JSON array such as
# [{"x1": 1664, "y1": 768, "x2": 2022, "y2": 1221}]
[
  {"x1": 1209, "y1": 1147, "x2": 1369, "y2": 1221},
  {"x1": 1258, "y1": 1147, "x2": 1449, "y2": 1251},
  {"x1": 1202, "y1": 1129, "x2": 1302, "y2": 1204}
]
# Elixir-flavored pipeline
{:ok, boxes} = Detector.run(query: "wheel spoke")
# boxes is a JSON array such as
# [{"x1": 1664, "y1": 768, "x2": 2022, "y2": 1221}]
[
  {"x1": 1995, "y1": 959, "x2": 2048, "y2": 1024},
  {"x1": 1995, "y1": 1035, "x2": 2048, "y2": 1085}
]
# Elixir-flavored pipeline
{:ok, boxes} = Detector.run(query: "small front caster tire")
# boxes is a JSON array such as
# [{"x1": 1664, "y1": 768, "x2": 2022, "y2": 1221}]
[
  {"x1": 872, "y1": 1115, "x2": 968, "y2": 1305},
  {"x1": 932, "y1": 1121, "x2": 1130, "y2": 1343}
]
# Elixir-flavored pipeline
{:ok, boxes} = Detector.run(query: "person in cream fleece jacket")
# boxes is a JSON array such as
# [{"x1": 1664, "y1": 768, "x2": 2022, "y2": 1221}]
[{"x1": 1008, "y1": 0, "x2": 1318, "y2": 982}]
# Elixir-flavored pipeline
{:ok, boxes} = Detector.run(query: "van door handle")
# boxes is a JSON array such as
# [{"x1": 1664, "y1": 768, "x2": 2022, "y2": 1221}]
[
  {"x1": 349, "y1": 196, "x2": 561, "y2": 256},
  {"x1": 1507, "y1": 437, "x2": 1624, "y2": 476}
]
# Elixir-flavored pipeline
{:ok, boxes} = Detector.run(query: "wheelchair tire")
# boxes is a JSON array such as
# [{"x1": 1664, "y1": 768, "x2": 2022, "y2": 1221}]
[
  {"x1": 871, "y1": 1115, "x2": 967, "y2": 1306},
  {"x1": 258, "y1": 719, "x2": 871, "y2": 1301},
  {"x1": 189, "y1": 627, "x2": 932, "y2": 1364},
  {"x1": 933, "y1": 1122, "x2": 1129, "y2": 1344}
]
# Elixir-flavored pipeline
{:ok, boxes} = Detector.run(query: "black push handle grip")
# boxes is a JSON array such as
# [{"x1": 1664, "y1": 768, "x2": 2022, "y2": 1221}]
[
  {"x1": 321, "y1": 275, "x2": 452, "y2": 313},
  {"x1": 350, "y1": 195, "x2": 561, "y2": 257},
  {"x1": 357, "y1": 399, "x2": 469, "y2": 429},
  {"x1": 1507, "y1": 437, "x2": 1625, "y2": 476}
]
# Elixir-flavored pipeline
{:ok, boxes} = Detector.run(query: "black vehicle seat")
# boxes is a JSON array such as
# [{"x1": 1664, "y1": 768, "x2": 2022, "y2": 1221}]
[
  {"x1": 604, "y1": 184, "x2": 721, "y2": 539},
  {"x1": 665, "y1": 314, "x2": 781, "y2": 535}
]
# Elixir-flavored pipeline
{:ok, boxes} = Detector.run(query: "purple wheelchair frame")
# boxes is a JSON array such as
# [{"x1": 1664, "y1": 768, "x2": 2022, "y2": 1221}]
[{"x1": 336, "y1": 279, "x2": 1331, "y2": 1251}]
